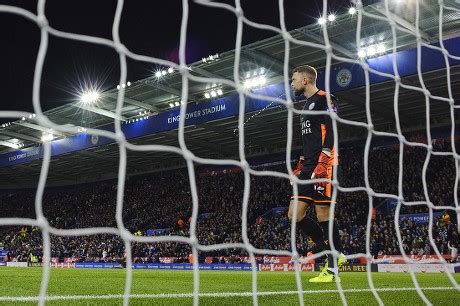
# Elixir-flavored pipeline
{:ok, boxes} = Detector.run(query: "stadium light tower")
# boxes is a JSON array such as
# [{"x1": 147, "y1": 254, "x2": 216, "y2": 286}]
[{"x1": 80, "y1": 91, "x2": 100, "y2": 104}]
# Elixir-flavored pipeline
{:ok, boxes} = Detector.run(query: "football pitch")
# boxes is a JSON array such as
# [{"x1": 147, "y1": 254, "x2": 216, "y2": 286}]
[{"x1": 0, "y1": 268, "x2": 459, "y2": 305}]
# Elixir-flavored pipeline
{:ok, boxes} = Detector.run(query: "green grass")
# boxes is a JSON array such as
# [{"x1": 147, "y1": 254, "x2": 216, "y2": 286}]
[{"x1": 0, "y1": 268, "x2": 459, "y2": 305}]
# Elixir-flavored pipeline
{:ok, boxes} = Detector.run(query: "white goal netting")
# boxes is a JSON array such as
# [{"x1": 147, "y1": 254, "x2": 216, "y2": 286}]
[{"x1": 0, "y1": 0, "x2": 459, "y2": 305}]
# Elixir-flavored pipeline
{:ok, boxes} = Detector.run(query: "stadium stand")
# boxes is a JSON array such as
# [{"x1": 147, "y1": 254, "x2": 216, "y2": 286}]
[{"x1": 1, "y1": 134, "x2": 457, "y2": 264}]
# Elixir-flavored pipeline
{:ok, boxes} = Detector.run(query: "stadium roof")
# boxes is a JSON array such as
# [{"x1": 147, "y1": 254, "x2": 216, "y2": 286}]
[{"x1": 0, "y1": 0, "x2": 459, "y2": 188}]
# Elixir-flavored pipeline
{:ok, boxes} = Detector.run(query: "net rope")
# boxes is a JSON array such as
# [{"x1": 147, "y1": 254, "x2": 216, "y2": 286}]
[{"x1": 0, "y1": 0, "x2": 458, "y2": 305}]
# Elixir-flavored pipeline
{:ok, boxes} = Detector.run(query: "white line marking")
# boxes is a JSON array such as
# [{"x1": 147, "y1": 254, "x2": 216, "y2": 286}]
[{"x1": 0, "y1": 287, "x2": 457, "y2": 302}]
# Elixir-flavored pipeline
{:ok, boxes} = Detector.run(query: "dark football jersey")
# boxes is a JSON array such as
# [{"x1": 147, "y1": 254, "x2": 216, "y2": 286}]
[{"x1": 298, "y1": 90, "x2": 338, "y2": 166}]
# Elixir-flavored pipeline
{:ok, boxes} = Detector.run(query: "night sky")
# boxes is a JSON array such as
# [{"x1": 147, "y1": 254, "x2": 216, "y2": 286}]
[{"x1": 0, "y1": 0, "x2": 355, "y2": 123}]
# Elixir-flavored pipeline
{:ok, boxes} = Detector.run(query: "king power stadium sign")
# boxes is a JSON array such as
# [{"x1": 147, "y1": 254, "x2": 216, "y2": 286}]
[{"x1": 399, "y1": 212, "x2": 442, "y2": 225}]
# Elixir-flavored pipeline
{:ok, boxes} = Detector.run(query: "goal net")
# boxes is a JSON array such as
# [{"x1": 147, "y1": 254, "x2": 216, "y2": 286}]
[{"x1": 0, "y1": 0, "x2": 459, "y2": 305}]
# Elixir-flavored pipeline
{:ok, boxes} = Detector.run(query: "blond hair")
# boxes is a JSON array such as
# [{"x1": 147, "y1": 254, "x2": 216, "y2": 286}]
[{"x1": 292, "y1": 65, "x2": 317, "y2": 83}]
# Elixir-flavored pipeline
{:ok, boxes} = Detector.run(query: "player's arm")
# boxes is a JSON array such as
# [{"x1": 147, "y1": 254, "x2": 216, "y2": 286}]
[
  {"x1": 322, "y1": 95, "x2": 337, "y2": 155},
  {"x1": 321, "y1": 113, "x2": 334, "y2": 157},
  {"x1": 312, "y1": 121, "x2": 332, "y2": 184},
  {"x1": 312, "y1": 96, "x2": 337, "y2": 184}
]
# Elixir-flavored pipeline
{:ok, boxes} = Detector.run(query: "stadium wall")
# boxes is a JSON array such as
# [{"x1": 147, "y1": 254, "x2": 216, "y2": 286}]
[{"x1": 3, "y1": 262, "x2": 458, "y2": 273}]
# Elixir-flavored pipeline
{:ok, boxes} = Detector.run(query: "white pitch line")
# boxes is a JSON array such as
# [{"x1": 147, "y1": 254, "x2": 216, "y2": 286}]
[{"x1": 0, "y1": 287, "x2": 457, "y2": 302}]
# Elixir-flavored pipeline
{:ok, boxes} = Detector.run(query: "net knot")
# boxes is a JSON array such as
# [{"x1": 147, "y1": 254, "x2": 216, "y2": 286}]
[
  {"x1": 119, "y1": 228, "x2": 132, "y2": 241},
  {"x1": 285, "y1": 100, "x2": 294, "y2": 110},
  {"x1": 36, "y1": 216, "x2": 49, "y2": 228},
  {"x1": 282, "y1": 32, "x2": 292, "y2": 41},
  {"x1": 240, "y1": 160, "x2": 249, "y2": 171},
  {"x1": 115, "y1": 132, "x2": 126, "y2": 143},
  {"x1": 189, "y1": 236, "x2": 199, "y2": 247},
  {"x1": 114, "y1": 43, "x2": 128, "y2": 54},
  {"x1": 234, "y1": 7, "x2": 244, "y2": 18},
  {"x1": 182, "y1": 149, "x2": 195, "y2": 161},
  {"x1": 179, "y1": 64, "x2": 190, "y2": 75},
  {"x1": 37, "y1": 15, "x2": 49, "y2": 28}
]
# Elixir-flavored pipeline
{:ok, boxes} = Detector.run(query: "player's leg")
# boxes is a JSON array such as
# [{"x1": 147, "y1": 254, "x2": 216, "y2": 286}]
[
  {"x1": 317, "y1": 164, "x2": 344, "y2": 259},
  {"x1": 289, "y1": 166, "x2": 331, "y2": 254},
  {"x1": 287, "y1": 199, "x2": 329, "y2": 253},
  {"x1": 287, "y1": 198, "x2": 309, "y2": 222},
  {"x1": 315, "y1": 204, "x2": 346, "y2": 268},
  {"x1": 309, "y1": 165, "x2": 346, "y2": 283},
  {"x1": 289, "y1": 166, "x2": 341, "y2": 283},
  {"x1": 307, "y1": 204, "x2": 342, "y2": 282}
]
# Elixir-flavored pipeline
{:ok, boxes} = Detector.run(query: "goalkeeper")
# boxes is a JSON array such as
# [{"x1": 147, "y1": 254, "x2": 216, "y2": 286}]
[{"x1": 287, "y1": 65, "x2": 346, "y2": 283}]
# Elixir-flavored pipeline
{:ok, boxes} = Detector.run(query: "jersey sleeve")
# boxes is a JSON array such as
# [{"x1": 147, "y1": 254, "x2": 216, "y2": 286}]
[{"x1": 322, "y1": 95, "x2": 338, "y2": 151}]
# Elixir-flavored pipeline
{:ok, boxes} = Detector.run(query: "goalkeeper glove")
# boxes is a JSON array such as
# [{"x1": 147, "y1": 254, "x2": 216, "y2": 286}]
[
  {"x1": 290, "y1": 156, "x2": 304, "y2": 185},
  {"x1": 312, "y1": 151, "x2": 332, "y2": 187},
  {"x1": 293, "y1": 156, "x2": 304, "y2": 176}
]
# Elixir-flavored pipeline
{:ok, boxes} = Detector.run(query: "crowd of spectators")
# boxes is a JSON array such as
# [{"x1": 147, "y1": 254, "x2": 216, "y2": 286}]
[{"x1": 0, "y1": 137, "x2": 457, "y2": 263}]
